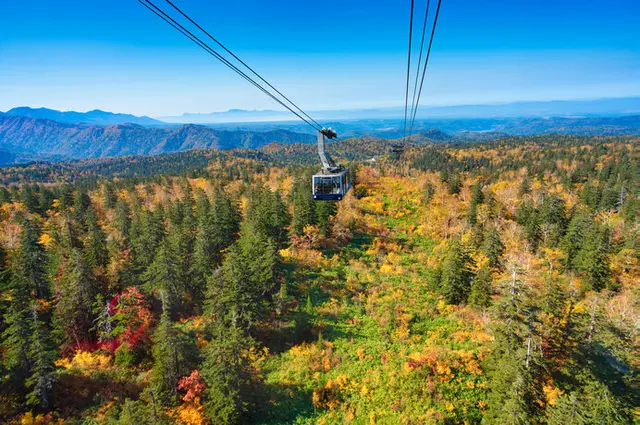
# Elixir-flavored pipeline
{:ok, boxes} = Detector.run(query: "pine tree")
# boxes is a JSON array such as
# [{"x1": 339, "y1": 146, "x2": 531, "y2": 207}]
[
  {"x1": 575, "y1": 227, "x2": 611, "y2": 291},
  {"x1": 484, "y1": 267, "x2": 543, "y2": 425},
  {"x1": 468, "y1": 183, "x2": 485, "y2": 225},
  {"x1": 191, "y1": 189, "x2": 240, "y2": 290},
  {"x1": 439, "y1": 239, "x2": 474, "y2": 304},
  {"x1": 16, "y1": 220, "x2": 51, "y2": 299},
  {"x1": 547, "y1": 379, "x2": 632, "y2": 425},
  {"x1": 25, "y1": 302, "x2": 57, "y2": 410},
  {"x1": 516, "y1": 200, "x2": 541, "y2": 251},
  {"x1": 57, "y1": 248, "x2": 98, "y2": 345},
  {"x1": 150, "y1": 298, "x2": 197, "y2": 406},
  {"x1": 72, "y1": 190, "x2": 92, "y2": 229},
  {"x1": 131, "y1": 208, "x2": 165, "y2": 275},
  {"x1": 102, "y1": 183, "x2": 117, "y2": 210},
  {"x1": 1, "y1": 268, "x2": 32, "y2": 398},
  {"x1": 447, "y1": 173, "x2": 462, "y2": 195},
  {"x1": 469, "y1": 267, "x2": 492, "y2": 307},
  {"x1": 292, "y1": 177, "x2": 316, "y2": 236},
  {"x1": 84, "y1": 211, "x2": 108, "y2": 270},
  {"x1": 206, "y1": 225, "x2": 279, "y2": 332},
  {"x1": 143, "y1": 237, "x2": 184, "y2": 309},
  {"x1": 202, "y1": 325, "x2": 253, "y2": 425},
  {"x1": 538, "y1": 194, "x2": 566, "y2": 247},
  {"x1": 267, "y1": 191, "x2": 291, "y2": 248},
  {"x1": 481, "y1": 227, "x2": 505, "y2": 269},
  {"x1": 560, "y1": 209, "x2": 592, "y2": 270},
  {"x1": 482, "y1": 352, "x2": 539, "y2": 425},
  {"x1": 2, "y1": 224, "x2": 57, "y2": 411},
  {"x1": 213, "y1": 188, "x2": 241, "y2": 250},
  {"x1": 114, "y1": 198, "x2": 131, "y2": 243},
  {"x1": 316, "y1": 200, "x2": 337, "y2": 238}
]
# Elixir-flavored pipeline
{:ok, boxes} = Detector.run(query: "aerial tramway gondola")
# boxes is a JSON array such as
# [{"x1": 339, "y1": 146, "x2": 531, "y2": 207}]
[{"x1": 312, "y1": 128, "x2": 350, "y2": 201}]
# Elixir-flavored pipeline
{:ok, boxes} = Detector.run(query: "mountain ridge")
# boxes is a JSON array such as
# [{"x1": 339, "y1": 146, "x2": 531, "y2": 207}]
[
  {"x1": 4, "y1": 106, "x2": 165, "y2": 126},
  {"x1": 0, "y1": 115, "x2": 315, "y2": 163}
]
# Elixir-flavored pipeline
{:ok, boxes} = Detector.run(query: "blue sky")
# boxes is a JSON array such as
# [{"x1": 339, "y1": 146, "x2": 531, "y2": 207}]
[{"x1": 1, "y1": 0, "x2": 639, "y2": 117}]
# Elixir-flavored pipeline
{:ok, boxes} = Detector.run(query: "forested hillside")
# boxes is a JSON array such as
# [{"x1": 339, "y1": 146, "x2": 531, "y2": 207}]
[
  {"x1": 0, "y1": 135, "x2": 637, "y2": 424},
  {"x1": 0, "y1": 115, "x2": 314, "y2": 162}
]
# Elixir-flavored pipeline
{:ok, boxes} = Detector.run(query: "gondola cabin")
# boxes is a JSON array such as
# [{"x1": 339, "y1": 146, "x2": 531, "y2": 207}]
[{"x1": 312, "y1": 168, "x2": 350, "y2": 201}]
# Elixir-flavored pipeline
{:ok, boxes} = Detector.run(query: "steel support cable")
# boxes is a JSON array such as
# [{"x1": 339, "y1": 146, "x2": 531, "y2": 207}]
[
  {"x1": 408, "y1": 0, "x2": 442, "y2": 137},
  {"x1": 164, "y1": 0, "x2": 324, "y2": 131},
  {"x1": 401, "y1": 0, "x2": 415, "y2": 140},
  {"x1": 138, "y1": 0, "x2": 323, "y2": 132},
  {"x1": 407, "y1": 0, "x2": 431, "y2": 138}
]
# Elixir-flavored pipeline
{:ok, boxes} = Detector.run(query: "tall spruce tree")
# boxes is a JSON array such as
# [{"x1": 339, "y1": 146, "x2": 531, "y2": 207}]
[
  {"x1": 114, "y1": 198, "x2": 131, "y2": 244},
  {"x1": 84, "y1": 211, "x2": 108, "y2": 270},
  {"x1": 439, "y1": 239, "x2": 474, "y2": 304},
  {"x1": 481, "y1": 227, "x2": 505, "y2": 270},
  {"x1": 56, "y1": 248, "x2": 98, "y2": 345},
  {"x1": 25, "y1": 302, "x2": 57, "y2": 410},
  {"x1": 575, "y1": 227, "x2": 611, "y2": 291},
  {"x1": 150, "y1": 297, "x2": 197, "y2": 406},
  {"x1": 202, "y1": 325, "x2": 253, "y2": 425},
  {"x1": 292, "y1": 176, "x2": 316, "y2": 236},
  {"x1": 560, "y1": 209, "x2": 592, "y2": 270},
  {"x1": 17, "y1": 220, "x2": 51, "y2": 299},
  {"x1": 469, "y1": 267, "x2": 493, "y2": 307},
  {"x1": 143, "y1": 237, "x2": 184, "y2": 309}
]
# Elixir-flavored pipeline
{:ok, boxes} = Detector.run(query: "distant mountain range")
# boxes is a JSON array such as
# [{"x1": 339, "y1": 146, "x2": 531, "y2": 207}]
[
  {"x1": 3, "y1": 107, "x2": 164, "y2": 126},
  {"x1": 159, "y1": 97, "x2": 640, "y2": 123},
  {"x1": 0, "y1": 115, "x2": 314, "y2": 163},
  {"x1": 1, "y1": 99, "x2": 639, "y2": 166}
]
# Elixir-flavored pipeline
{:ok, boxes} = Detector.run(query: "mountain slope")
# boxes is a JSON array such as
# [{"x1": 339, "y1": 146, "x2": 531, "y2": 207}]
[
  {"x1": 0, "y1": 115, "x2": 315, "y2": 162},
  {"x1": 4, "y1": 107, "x2": 165, "y2": 126}
]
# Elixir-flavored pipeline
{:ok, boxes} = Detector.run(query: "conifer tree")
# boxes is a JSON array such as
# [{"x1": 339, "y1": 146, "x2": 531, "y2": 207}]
[
  {"x1": 484, "y1": 267, "x2": 543, "y2": 424},
  {"x1": 131, "y1": 208, "x2": 165, "y2": 274},
  {"x1": 316, "y1": 200, "x2": 337, "y2": 238},
  {"x1": 2, "y1": 223, "x2": 57, "y2": 410},
  {"x1": 468, "y1": 183, "x2": 485, "y2": 225},
  {"x1": 481, "y1": 227, "x2": 505, "y2": 269},
  {"x1": 469, "y1": 267, "x2": 492, "y2": 307},
  {"x1": 202, "y1": 325, "x2": 253, "y2": 425},
  {"x1": 575, "y1": 227, "x2": 611, "y2": 291},
  {"x1": 16, "y1": 220, "x2": 51, "y2": 299},
  {"x1": 292, "y1": 177, "x2": 316, "y2": 236},
  {"x1": 1, "y1": 266, "x2": 32, "y2": 397},
  {"x1": 192, "y1": 188, "x2": 240, "y2": 288},
  {"x1": 439, "y1": 239, "x2": 474, "y2": 304},
  {"x1": 114, "y1": 198, "x2": 131, "y2": 244},
  {"x1": 143, "y1": 237, "x2": 184, "y2": 309},
  {"x1": 56, "y1": 248, "x2": 97, "y2": 345},
  {"x1": 25, "y1": 302, "x2": 57, "y2": 410},
  {"x1": 84, "y1": 211, "x2": 108, "y2": 270},
  {"x1": 538, "y1": 194, "x2": 566, "y2": 247},
  {"x1": 560, "y1": 209, "x2": 592, "y2": 270},
  {"x1": 150, "y1": 297, "x2": 197, "y2": 406},
  {"x1": 547, "y1": 379, "x2": 632, "y2": 425},
  {"x1": 516, "y1": 200, "x2": 541, "y2": 251},
  {"x1": 482, "y1": 352, "x2": 539, "y2": 425},
  {"x1": 102, "y1": 182, "x2": 117, "y2": 210}
]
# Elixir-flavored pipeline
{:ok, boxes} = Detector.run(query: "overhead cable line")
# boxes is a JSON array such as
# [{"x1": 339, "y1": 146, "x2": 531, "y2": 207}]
[
  {"x1": 401, "y1": 0, "x2": 415, "y2": 140},
  {"x1": 163, "y1": 0, "x2": 325, "y2": 131},
  {"x1": 137, "y1": 0, "x2": 324, "y2": 133},
  {"x1": 408, "y1": 0, "x2": 442, "y2": 137},
  {"x1": 407, "y1": 0, "x2": 431, "y2": 137}
]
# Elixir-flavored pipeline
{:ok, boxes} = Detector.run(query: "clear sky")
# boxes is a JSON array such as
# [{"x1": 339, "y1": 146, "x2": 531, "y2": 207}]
[{"x1": 1, "y1": 0, "x2": 639, "y2": 117}]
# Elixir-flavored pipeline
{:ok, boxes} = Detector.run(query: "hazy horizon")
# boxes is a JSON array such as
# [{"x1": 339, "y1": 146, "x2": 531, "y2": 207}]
[{"x1": 4, "y1": 96, "x2": 640, "y2": 124}]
